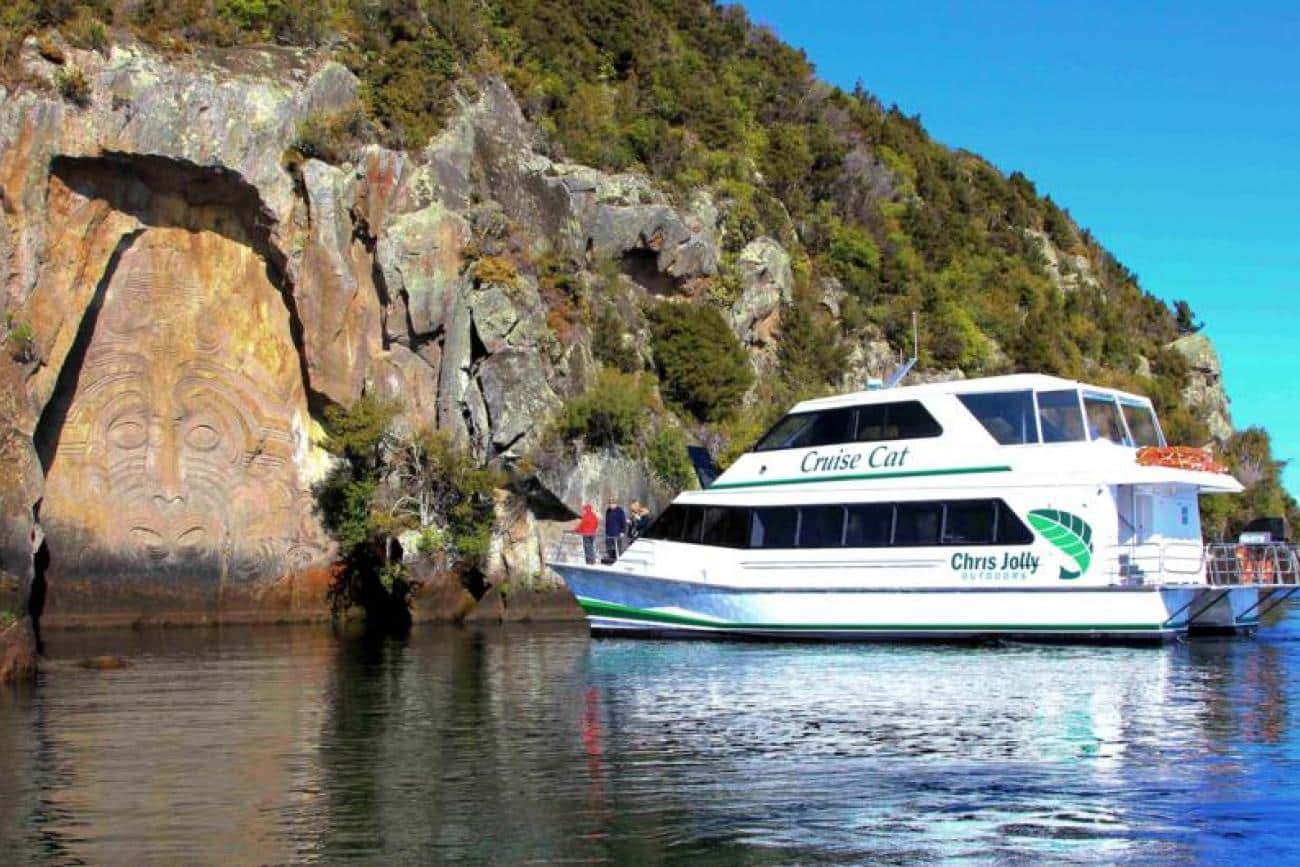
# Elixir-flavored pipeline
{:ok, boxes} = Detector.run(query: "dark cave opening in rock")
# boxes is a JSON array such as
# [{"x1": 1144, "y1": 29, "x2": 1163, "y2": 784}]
[
  {"x1": 462, "y1": 566, "x2": 488, "y2": 601},
  {"x1": 29, "y1": 540, "x2": 48, "y2": 653},
  {"x1": 620, "y1": 248, "x2": 682, "y2": 296}
]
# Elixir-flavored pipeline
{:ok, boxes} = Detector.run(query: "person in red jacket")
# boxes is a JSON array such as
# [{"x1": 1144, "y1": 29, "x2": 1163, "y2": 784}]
[{"x1": 575, "y1": 504, "x2": 599, "y2": 564}]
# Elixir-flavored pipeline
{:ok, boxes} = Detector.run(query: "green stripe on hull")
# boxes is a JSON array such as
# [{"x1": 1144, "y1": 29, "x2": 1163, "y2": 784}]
[
  {"x1": 708, "y1": 464, "x2": 1013, "y2": 490},
  {"x1": 576, "y1": 598, "x2": 1170, "y2": 633}
]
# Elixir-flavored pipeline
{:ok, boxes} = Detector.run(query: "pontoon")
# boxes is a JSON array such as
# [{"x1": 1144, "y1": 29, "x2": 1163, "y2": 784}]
[{"x1": 549, "y1": 374, "x2": 1299, "y2": 641}]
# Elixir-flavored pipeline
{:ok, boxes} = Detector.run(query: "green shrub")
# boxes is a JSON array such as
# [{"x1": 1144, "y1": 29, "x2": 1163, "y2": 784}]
[
  {"x1": 216, "y1": 0, "x2": 269, "y2": 34},
  {"x1": 64, "y1": 10, "x2": 110, "y2": 54},
  {"x1": 590, "y1": 302, "x2": 639, "y2": 372},
  {"x1": 4, "y1": 316, "x2": 35, "y2": 363},
  {"x1": 646, "y1": 425, "x2": 695, "y2": 494},
  {"x1": 289, "y1": 105, "x2": 367, "y2": 165},
  {"x1": 776, "y1": 299, "x2": 846, "y2": 391},
  {"x1": 557, "y1": 368, "x2": 651, "y2": 448},
  {"x1": 826, "y1": 221, "x2": 881, "y2": 298},
  {"x1": 384, "y1": 427, "x2": 503, "y2": 570},
  {"x1": 645, "y1": 301, "x2": 753, "y2": 422},
  {"x1": 354, "y1": 28, "x2": 461, "y2": 147},
  {"x1": 54, "y1": 63, "x2": 89, "y2": 105},
  {"x1": 0, "y1": 608, "x2": 16, "y2": 630}
]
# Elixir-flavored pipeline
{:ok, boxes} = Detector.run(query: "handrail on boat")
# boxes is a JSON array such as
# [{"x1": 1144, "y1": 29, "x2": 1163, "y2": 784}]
[
  {"x1": 1204, "y1": 542, "x2": 1300, "y2": 587},
  {"x1": 549, "y1": 531, "x2": 637, "y2": 567},
  {"x1": 1102, "y1": 541, "x2": 1300, "y2": 588}
]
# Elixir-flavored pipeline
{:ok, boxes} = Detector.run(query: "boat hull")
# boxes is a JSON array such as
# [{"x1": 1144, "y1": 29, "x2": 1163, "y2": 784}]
[{"x1": 553, "y1": 565, "x2": 1255, "y2": 642}]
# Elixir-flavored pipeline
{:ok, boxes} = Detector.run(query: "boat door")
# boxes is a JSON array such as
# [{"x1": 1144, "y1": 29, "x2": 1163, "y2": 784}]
[
  {"x1": 1117, "y1": 485, "x2": 1157, "y2": 580},
  {"x1": 1135, "y1": 492, "x2": 1155, "y2": 543}
]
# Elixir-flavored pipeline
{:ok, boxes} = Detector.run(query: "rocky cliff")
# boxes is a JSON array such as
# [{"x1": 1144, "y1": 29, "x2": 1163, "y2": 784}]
[
  {"x1": 0, "y1": 32, "x2": 1253, "y2": 636},
  {"x1": 0, "y1": 37, "x2": 755, "y2": 628}
]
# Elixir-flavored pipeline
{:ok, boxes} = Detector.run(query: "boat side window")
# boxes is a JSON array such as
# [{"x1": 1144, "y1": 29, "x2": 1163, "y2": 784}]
[
  {"x1": 1083, "y1": 393, "x2": 1130, "y2": 444},
  {"x1": 681, "y1": 506, "x2": 706, "y2": 544},
  {"x1": 856, "y1": 401, "x2": 942, "y2": 441},
  {"x1": 942, "y1": 500, "x2": 997, "y2": 544},
  {"x1": 701, "y1": 506, "x2": 750, "y2": 548},
  {"x1": 994, "y1": 504, "x2": 1035, "y2": 545},
  {"x1": 751, "y1": 507, "x2": 799, "y2": 548},
  {"x1": 798, "y1": 506, "x2": 845, "y2": 548},
  {"x1": 754, "y1": 414, "x2": 817, "y2": 451},
  {"x1": 958, "y1": 390, "x2": 1039, "y2": 445},
  {"x1": 844, "y1": 504, "x2": 894, "y2": 546},
  {"x1": 1036, "y1": 389, "x2": 1086, "y2": 443},
  {"x1": 688, "y1": 498, "x2": 1034, "y2": 549},
  {"x1": 643, "y1": 505, "x2": 687, "y2": 541},
  {"x1": 791, "y1": 407, "x2": 857, "y2": 448},
  {"x1": 894, "y1": 502, "x2": 942, "y2": 546},
  {"x1": 1120, "y1": 402, "x2": 1163, "y2": 447}
]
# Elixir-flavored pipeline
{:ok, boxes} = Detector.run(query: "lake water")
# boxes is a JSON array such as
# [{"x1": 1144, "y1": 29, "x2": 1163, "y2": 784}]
[{"x1": 3, "y1": 611, "x2": 1300, "y2": 865}]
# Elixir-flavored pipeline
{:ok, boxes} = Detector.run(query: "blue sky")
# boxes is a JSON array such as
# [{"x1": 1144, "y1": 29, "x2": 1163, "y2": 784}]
[{"x1": 742, "y1": 0, "x2": 1300, "y2": 493}]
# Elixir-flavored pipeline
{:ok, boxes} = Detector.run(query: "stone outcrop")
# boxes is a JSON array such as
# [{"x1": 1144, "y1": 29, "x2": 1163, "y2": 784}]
[
  {"x1": 730, "y1": 237, "x2": 793, "y2": 347},
  {"x1": 0, "y1": 38, "x2": 719, "y2": 628},
  {"x1": 1025, "y1": 228, "x2": 1100, "y2": 294},
  {"x1": 1170, "y1": 333, "x2": 1233, "y2": 443}
]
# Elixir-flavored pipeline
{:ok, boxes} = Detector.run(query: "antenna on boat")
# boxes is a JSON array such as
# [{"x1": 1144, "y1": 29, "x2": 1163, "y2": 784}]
[{"x1": 882, "y1": 311, "x2": 919, "y2": 389}]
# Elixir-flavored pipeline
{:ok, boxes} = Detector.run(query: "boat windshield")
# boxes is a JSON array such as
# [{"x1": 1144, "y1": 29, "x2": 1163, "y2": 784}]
[
  {"x1": 1035, "y1": 389, "x2": 1086, "y2": 443},
  {"x1": 1120, "y1": 401, "x2": 1164, "y2": 447},
  {"x1": 957, "y1": 390, "x2": 1039, "y2": 445},
  {"x1": 1083, "y1": 392, "x2": 1130, "y2": 444}
]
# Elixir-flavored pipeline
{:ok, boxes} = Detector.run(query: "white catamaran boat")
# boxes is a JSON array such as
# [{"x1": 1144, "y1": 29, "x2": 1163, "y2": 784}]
[{"x1": 549, "y1": 374, "x2": 1300, "y2": 641}]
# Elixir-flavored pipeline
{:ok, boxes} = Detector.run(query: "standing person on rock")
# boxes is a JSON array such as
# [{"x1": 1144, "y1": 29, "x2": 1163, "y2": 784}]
[
  {"x1": 603, "y1": 498, "x2": 628, "y2": 563},
  {"x1": 575, "y1": 504, "x2": 599, "y2": 565}
]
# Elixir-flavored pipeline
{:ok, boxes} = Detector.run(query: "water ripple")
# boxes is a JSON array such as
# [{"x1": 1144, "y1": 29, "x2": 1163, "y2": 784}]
[{"x1": 0, "y1": 613, "x2": 1298, "y2": 863}]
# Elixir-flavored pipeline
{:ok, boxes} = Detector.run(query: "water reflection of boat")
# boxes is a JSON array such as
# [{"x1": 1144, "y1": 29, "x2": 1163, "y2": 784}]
[
  {"x1": 578, "y1": 636, "x2": 1292, "y2": 861},
  {"x1": 551, "y1": 375, "x2": 1300, "y2": 641}
]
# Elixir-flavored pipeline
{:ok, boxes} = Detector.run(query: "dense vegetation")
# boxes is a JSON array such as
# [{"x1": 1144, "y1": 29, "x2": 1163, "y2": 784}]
[
  {"x1": 645, "y1": 302, "x2": 753, "y2": 423},
  {"x1": 318, "y1": 395, "x2": 502, "y2": 622},
  {"x1": 4, "y1": 0, "x2": 1293, "y2": 529}
]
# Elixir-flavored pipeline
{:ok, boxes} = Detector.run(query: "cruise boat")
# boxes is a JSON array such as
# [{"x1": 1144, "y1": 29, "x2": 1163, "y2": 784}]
[{"x1": 548, "y1": 374, "x2": 1300, "y2": 641}]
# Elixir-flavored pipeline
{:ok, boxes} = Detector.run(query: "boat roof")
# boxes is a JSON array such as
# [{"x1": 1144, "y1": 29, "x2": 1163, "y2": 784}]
[{"x1": 791, "y1": 373, "x2": 1153, "y2": 413}]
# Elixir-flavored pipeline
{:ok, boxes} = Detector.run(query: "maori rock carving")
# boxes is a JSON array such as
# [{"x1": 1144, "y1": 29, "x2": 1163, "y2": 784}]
[{"x1": 41, "y1": 228, "x2": 328, "y2": 613}]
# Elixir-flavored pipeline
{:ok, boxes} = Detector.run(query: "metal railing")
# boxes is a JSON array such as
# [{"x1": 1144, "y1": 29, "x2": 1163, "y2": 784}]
[
  {"x1": 549, "y1": 531, "x2": 644, "y2": 567},
  {"x1": 1205, "y1": 543, "x2": 1300, "y2": 587},
  {"x1": 1102, "y1": 541, "x2": 1205, "y2": 585}
]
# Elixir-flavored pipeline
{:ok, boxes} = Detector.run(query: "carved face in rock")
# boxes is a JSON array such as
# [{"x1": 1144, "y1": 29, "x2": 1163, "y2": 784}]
[{"x1": 43, "y1": 228, "x2": 324, "y2": 577}]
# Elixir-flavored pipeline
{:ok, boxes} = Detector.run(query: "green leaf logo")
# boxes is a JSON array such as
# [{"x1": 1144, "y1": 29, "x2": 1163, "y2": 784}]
[{"x1": 1027, "y1": 509, "x2": 1094, "y2": 580}]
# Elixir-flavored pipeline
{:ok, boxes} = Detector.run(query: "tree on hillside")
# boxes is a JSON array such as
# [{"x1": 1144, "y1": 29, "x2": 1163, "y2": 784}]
[
  {"x1": 1174, "y1": 300, "x2": 1204, "y2": 335},
  {"x1": 645, "y1": 302, "x2": 752, "y2": 423}
]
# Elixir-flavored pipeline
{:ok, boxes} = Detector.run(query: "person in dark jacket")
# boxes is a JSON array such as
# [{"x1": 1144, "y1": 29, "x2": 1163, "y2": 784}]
[
  {"x1": 603, "y1": 499, "x2": 627, "y2": 562},
  {"x1": 575, "y1": 504, "x2": 599, "y2": 564}
]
